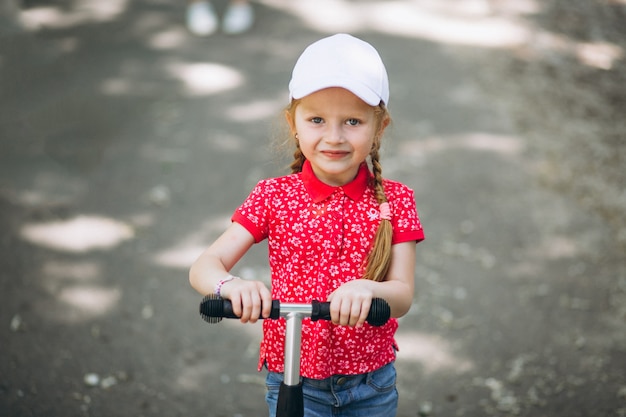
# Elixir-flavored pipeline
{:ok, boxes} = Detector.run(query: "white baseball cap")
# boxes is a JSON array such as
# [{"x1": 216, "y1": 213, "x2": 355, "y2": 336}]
[{"x1": 288, "y1": 34, "x2": 390, "y2": 106}]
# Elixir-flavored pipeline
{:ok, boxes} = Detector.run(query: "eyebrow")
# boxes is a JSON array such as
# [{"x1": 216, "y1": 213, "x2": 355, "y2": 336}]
[{"x1": 298, "y1": 103, "x2": 372, "y2": 118}]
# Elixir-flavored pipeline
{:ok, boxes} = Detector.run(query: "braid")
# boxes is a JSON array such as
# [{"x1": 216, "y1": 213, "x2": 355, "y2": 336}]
[
  {"x1": 285, "y1": 100, "x2": 307, "y2": 174},
  {"x1": 369, "y1": 146, "x2": 387, "y2": 204},
  {"x1": 362, "y1": 136, "x2": 393, "y2": 282},
  {"x1": 290, "y1": 142, "x2": 306, "y2": 174}
]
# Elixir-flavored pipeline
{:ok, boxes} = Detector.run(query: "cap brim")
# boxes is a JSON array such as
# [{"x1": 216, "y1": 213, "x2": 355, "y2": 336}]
[{"x1": 290, "y1": 78, "x2": 384, "y2": 107}]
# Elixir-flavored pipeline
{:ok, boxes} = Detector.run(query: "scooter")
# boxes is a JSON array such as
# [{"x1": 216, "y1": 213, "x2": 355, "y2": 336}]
[{"x1": 199, "y1": 295, "x2": 391, "y2": 417}]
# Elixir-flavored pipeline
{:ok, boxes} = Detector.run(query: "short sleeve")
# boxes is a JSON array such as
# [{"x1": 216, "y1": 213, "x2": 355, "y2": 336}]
[
  {"x1": 232, "y1": 180, "x2": 271, "y2": 243},
  {"x1": 387, "y1": 182, "x2": 425, "y2": 245}
]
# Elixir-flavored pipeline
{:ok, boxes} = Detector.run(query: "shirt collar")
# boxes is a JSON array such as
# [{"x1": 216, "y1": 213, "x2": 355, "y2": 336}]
[{"x1": 301, "y1": 160, "x2": 371, "y2": 203}]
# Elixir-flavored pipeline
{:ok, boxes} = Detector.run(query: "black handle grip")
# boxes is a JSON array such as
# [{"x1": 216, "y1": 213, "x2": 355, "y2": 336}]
[
  {"x1": 200, "y1": 295, "x2": 390, "y2": 326},
  {"x1": 199, "y1": 294, "x2": 280, "y2": 323},
  {"x1": 310, "y1": 298, "x2": 390, "y2": 327}
]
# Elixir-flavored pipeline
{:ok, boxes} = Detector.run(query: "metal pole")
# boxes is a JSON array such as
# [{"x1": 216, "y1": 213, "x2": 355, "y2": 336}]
[
  {"x1": 282, "y1": 310, "x2": 305, "y2": 386},
  {"x1": 277, "y1": 307, "x2": 310, "y2": 417}
]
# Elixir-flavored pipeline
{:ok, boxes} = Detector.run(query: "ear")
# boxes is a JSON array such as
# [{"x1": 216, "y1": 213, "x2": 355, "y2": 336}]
[
  {"x1": 378, "y1": 114, "x2": 391, "y2": 135},
  {"x1": 284, "y1": 109, "x2": 297, "y2": 136}
]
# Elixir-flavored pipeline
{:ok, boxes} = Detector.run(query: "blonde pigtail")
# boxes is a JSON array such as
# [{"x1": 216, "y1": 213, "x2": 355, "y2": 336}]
[
  {"x1": 290, "y1": 142, "x2": 306, "y2": 174},
  {"x1": 362, "y1": 139, "x2": 393, "y2": 282},
  {"x1": 285, "y1": 100, "x2": 307, "y2": 174}
]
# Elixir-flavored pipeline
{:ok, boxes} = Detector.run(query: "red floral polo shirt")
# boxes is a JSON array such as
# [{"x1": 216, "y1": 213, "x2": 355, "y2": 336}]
[{"x1": 232, "y1": 160, "x2": 424, "y2": 379}]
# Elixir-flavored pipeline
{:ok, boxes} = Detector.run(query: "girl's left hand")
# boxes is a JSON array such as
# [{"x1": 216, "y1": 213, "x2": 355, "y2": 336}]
[{"x1": 327, "y1": 280, "x2": 376, "y2": 328}]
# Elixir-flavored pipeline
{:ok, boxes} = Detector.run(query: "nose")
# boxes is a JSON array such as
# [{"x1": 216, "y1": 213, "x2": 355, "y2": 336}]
[{"x1": 324, "y1": 123, "x2": 345, "y2": 144}]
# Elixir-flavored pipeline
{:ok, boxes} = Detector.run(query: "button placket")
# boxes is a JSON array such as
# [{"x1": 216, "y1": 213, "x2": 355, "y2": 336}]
[{"x1": 326, "y1": 190, "x2": 346, "y2": 259}]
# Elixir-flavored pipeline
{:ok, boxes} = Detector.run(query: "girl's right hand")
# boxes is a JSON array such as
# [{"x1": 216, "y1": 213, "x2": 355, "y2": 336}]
[{"x1": 219, "y1": 278, "x2": 272, "y2": 324}]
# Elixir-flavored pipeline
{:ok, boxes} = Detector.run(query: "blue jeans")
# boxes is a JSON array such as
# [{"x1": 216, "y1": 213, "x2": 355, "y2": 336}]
[{"x1": 265, "y1": 362, "x2": 398, "y2": 417}]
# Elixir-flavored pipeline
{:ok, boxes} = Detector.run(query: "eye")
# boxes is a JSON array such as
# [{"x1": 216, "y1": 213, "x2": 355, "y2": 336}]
[
  {"x1": 311, "y1": 117, "x2": 323, "y2": 124},
  {"x1": 346, "y1": 118, "x2": 360, "y2": 126}
]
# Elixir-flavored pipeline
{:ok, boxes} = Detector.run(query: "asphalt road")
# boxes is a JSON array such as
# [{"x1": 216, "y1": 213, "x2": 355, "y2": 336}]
[{"x1": 1, "y1": 1, "x2": 625, "y2": 416}]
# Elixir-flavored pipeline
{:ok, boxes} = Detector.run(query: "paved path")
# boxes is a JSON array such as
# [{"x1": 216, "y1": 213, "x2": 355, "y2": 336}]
[{"x1": 1, "y1": 1, "x2": 624, "y2": 416}]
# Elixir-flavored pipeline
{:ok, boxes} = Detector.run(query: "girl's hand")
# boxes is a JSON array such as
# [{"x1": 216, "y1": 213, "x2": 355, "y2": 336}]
[
  {"x1": 327, "y1": 280, "x2": 375, "y2": 328},
  {"x1": 219, "y1": 278, "x2": 272, "y2": 324}
]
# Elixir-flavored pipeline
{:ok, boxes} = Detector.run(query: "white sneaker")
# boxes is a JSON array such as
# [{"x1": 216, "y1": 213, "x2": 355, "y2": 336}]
[
  {"x1": 186, "y1": 1, "x2": 218, "y2": 36},
  {"x1": 222, "y1": 2, "x2": 254, "y2": 35}
]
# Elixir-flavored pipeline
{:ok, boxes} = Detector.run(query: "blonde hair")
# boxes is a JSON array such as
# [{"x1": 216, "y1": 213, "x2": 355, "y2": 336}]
[{"x1": 285, "y1": 100, "x2": 392, "y2": 282}]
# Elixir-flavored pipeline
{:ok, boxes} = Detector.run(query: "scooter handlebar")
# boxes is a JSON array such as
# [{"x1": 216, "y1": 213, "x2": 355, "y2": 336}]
[{"x1": 199, "y1": 295, "x2": 391, "y2": 327}]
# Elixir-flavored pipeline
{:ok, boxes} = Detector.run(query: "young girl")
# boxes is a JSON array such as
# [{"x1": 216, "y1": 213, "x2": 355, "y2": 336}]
[{"x1": 189, "y1": 34, "x2": 425, "y2": 417}]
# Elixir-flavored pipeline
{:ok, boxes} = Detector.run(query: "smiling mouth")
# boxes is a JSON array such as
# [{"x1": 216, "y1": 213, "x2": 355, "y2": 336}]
[{"x1": 321, "y1": 150, "x2": 349, "y2": 157}]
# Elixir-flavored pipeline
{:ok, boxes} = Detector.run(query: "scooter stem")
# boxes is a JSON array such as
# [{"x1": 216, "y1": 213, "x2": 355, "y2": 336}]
[{"x1": 283, "y1": 311, "x2": 304, "y2": 386}]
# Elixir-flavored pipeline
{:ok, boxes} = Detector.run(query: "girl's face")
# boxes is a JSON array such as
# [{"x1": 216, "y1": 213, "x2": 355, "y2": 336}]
[{"x1": 287, "y1": 87, "x2": 388, "y2": 186}]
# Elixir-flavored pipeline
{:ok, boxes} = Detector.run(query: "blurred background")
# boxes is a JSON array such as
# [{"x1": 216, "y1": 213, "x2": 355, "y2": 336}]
[{"x1": 1, "y1": 1, "x2": 625, "y2": 416}]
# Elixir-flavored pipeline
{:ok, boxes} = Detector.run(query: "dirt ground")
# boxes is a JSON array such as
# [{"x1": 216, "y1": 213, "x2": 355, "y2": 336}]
[{"x1": 1, "y1": 1, "x2": 625, "y2": 416}]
